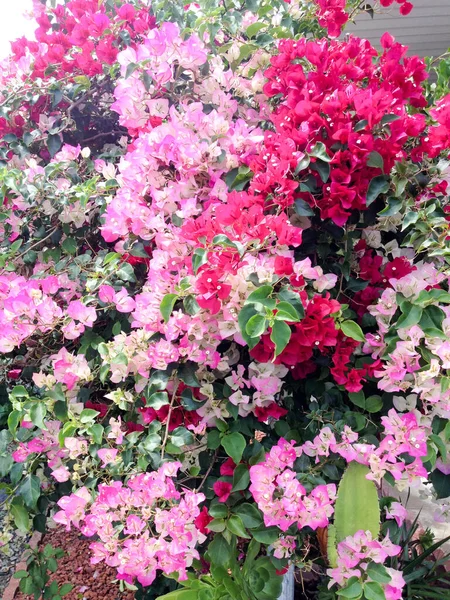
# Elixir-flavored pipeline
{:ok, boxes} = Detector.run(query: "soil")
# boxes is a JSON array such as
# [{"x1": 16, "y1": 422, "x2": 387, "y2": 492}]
[{"x1": 14, "y1": 527, "x2": 134, "y2": 600}]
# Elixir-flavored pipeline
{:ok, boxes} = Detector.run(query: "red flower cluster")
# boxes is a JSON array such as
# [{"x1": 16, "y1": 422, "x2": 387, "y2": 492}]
[
  {"x1": 380, "y1": 0, "x2": 414, "y2": 16},
  {"x1": 315, "y1": 0, "x2": 349, "y2": 38},
  {"x1": 11, "y1": 0, "x2": 156, "y2": 80},
  {"x1": 246, "y1": 35, "x2": 427, "y2": 226}
]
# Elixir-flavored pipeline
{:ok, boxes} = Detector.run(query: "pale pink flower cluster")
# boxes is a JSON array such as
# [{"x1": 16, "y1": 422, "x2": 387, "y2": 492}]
[
  {"x1": 0, "y1": 274, "x2": 75, "y2": 352},
  {"x1": 327, "y1": 530, "x2": 404, "y2": 600},
  {"x1": 33, "y1": 347, "x2": 92, "y2": 392},
  {"x1": 249, "y1": 439, "x2": 336, "y2": 532},
  {"x1": 11, "y1": 422, "x2": 85, "y2": 484},
  {"x1": 302, "y1": 414, "x2": 428, "y2": 486},
  {"x1": 53, "y1": 462, "x2": 206, "y2": 586}
]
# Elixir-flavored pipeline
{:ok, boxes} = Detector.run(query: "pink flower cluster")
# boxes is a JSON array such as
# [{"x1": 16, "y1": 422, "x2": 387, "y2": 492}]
[
  {"x1": 302, "y1": 412, "x2": 428, "y2": 486},
  {"x1": 327, "y1": 530, "x2": 405, "y2": 600},
  {"x1": 53, "y1": 462, "x2": 206, "y2": 586},
  {"x1": 0, "y1": 274, "x2": 75, "y2": 352},
  {"x1": 249, "y1": 439, "x2": 336, "y2": 531}
]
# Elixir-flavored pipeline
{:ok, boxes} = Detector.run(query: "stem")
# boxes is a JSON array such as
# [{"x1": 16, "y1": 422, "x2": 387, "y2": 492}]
[
  {"x1": 196, "y1": 448, "x2": 219, "y2": 492},
  {"x1": 160, "y1": 377, "x2": 179, "y2": 459}
]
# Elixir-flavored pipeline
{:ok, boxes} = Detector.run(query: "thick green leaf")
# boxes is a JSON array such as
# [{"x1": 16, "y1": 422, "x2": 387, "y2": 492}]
[
  {"x1": 274, "y1": 301, "x2": 301, "y2": 322},
  {"x1": 160, "y1": 293, "x2": 178, "y2": 323},
  {"x1": 30, "y1": 403, "x2": 46, "y2": 430},
  {"x1": 10, "y1": 501, "x2": 30, "y2": 532},
  {"x1": 157, "y1": 590, "x2": 200, "y2": 600},
  {"x1": 341, "y1": 320, "x2": 365, "y2": 342},
  {"x1": 294, "y1": 197, "x2": 314, "y2": 216},
  {"x1": 367, "y1": 151, "x2": 384, "y2": 171},
  {"x1": 336, "y1": 579, "x2": 363, "y2": 598},
  {"x1": 309, "y1": 142, "x2": 332, "y2": 162},
  {"x1": 366, "y1": 176, "x2": 389, "y2": 206},
  {"x1": 222, "y1": 432, "x2": 246, "y2": 465},
  {"x1": 251, "y1": 526, "x2": 280, "y2": 544},
  {"x1": 363, "y1": 581, "x2": 386, "y2": 600},
  {"x1": 208, "y1": 534, "x2": 232, "y2": 567},
  {"x1": 227, "y1": 515, "x2": 250, "y2": 539},
  {"x1": 396, "y1": 305, "x2": 422, "y2": 330},
  {"x1": 245, "y1": 285, "x2": 273, "y2": 304},
  {"x1": 233, "y1": 503, "x2": 263, "y2": 529},
  {"x1": 18, "y1": 475, "x2": 41, "y2": 509},
  {"x1": 245, "y1": 314, "x2": 267, "y2": 338},
  {"x1": 270, "y1": 320, "x2": 291, "y2": 358},
  {"x1": 366, "y1": 562, "x2": 392, "y2": 584},
  {"x1": 365, "y1": 395, "x2": 383, "y2": 413},
  {"x1": 232, "y1": 464, "x2": 250, "y2": 492}
]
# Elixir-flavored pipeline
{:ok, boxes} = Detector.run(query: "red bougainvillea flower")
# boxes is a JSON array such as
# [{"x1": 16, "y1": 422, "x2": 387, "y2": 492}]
[
  {"x1": 213, "y1": 480, "x2": 233, "y2": 503},
  {"x1": 194, "y1": 506, "x2": 213, "y2": 534}
]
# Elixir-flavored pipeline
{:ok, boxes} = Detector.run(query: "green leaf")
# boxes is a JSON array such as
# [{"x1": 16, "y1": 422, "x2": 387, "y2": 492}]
[
  {"x1": 309, "y1": 142, "x2": 332, "y2": 163},
  {"x1": 270, "y1": 320, "x2": 291, "y2": 358},
  {"x1": 178, "y1": 361, "x2": 200, "y2": 387},
  {"x1": 207, "y1": 518, "x2": 226, "y2": 532},
  {"x1": 381, "y1": 114, "x2": 401, "y2": 125},
  {"x1": 245, "y1": 285, "x2": 273, "y2": 304},
  {"x1": 294, "y1": 198, "x2": 314, "y2": 216},
  {"x1": 10, "y1": 385, "x2": 29, "y2": 398},
  {"x1": 366, "y1": 176, "x2": 389, "y2": 206},
  {"x1": 251, "y1": 526, "x2": 280, "y2": 544},
  {"x1": 227, "y1": 515, "x2": 250, "y2": 539},
  {"x1": 277, "y1": 287, "x2": 304, "y2": 319},
  {"x1": 60, "y1": 583, "x2": 73, "y2": 597},
  {"x1": 348, "y1": 391, "x2": 366, "y2": 410},
  {"x1": 62, "y1": 238, "x2": 77, "y2": 255},
  {"x1": 336, "y1": 580, "x2": 363, "y2": 598},
  {"x1": 396, "y1": 305, "x2": 422, "y2": 330},
  {"x1": 233, "y1": 503, "x2": 263, "y2": 529},
  {"x1": 222, "y1": 432, "x2": 246, "y2": 465},
  {"x1": 379, "y1": 197, "x2": 402, "y2": 216},
  {"x1": 366, "y1": 562, "x2": 392, "y2": 584},
  {"x1": 160, "y1": 293, "x2": 178, "y2": 323},
  {"x1": 238, "y1": 304, "x2": 260, "y2": 350},
  {"x1": 245, "y1": 314, "x2": 267, "y2": 338},
  {"x1": 274, "y1": 301, "x2": 301, "y2": 322},
  {"x1": 294, "y1": 155, "x2": 311, "y2": 175},
  {"x1": 18, "y1": 475, "x2": 41, "y2": 509},
  {"x1": 47, "y1": 134, "x2": 62, "y2": 157},
  {"x1": 80, "y1": 408, "x2": 99, "y2": 423},
  {"x1": 10, "y1": 501, "x2": 30, "y2": 532},
  {"x1": 401, "y1": 211, "x2": 419, "y2": 231},
  {"x1": 8, "y1": 410, "x2": 21, "y2": 434},
  {"x1": 365, "y1": 395, "x2": 383, "y2": 413},
  {"x1": 367, "y1": 151, "x2": 384, "y2": 171},
  {"x1": 30, "y1": 403, "x2": 46, "y2": 430},
  {"x1": 184, "y1": 295, "x2": 201, "y2": 315},
  {"x1": 192, "y1": 248, "x2": 208, "y2": 274},
  {"x1": 146, "y1": 391, "x2": 169, "y2": 409},
  {"x1": 232, "y1": 464, "x2": 250, "y2": 492},
  {"x1": 311, "y1": 159, "x2": 330, "y2": 183},
  {"x1": 341, "y1": 320, "x2": 365, "y2": 342},
  {"x1": 157, "y1": 591, "x2": 200, "y2": 600},
  {"x1": 246, "y1": 21, "x2": 266, "y2": 38},
  {"x1": 208, "y1": 534, "x2": 231, "y2": 567},
  {"x1": 363, "y1": 581, "x2": 386, "y2": 600}
]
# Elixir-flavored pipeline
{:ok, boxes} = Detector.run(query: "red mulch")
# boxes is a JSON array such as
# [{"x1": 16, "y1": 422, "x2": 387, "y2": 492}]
[{"x1": 15, "y1": 527, "x2": 134, "y2": 600}]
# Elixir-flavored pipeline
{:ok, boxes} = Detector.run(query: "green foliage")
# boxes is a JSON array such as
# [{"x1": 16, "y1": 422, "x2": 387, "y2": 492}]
[{"x1": 14, "y1": 545, "x2": 73, "y2": 600}]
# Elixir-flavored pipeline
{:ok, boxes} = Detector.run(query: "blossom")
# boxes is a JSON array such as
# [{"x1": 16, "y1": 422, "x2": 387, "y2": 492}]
[{"x1": 213, "y1": 480, "x2": 233, "y2": 503}]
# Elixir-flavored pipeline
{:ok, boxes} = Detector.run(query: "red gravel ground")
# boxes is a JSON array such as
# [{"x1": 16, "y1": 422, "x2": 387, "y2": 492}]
[{"x1": 14, "y1": 527, "x2": 134, "y2": 600}]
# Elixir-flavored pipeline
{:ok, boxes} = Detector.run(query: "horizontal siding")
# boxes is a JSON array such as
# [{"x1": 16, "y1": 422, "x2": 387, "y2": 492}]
[{"x1": 344, "y1": 0, "x2": 450, "y2": 56}]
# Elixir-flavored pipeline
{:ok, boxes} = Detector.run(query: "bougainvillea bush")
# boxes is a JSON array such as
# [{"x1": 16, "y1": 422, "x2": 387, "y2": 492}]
[{"x1": 1, "y1": 0, "x2": 450, "y2": 598}]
